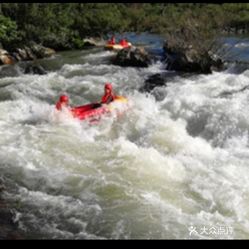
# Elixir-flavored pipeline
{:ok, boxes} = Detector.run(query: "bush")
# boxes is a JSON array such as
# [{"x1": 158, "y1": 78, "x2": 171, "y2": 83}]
[
  {"x1": 164, "y1": 6, "x2": 226, "y2": 59},
  {"x1": 1, "y1": 3, "x2": 249, "y2": 52},
  {"x1": 0, "y1": 14, "x2": 20, "y2": 49}
]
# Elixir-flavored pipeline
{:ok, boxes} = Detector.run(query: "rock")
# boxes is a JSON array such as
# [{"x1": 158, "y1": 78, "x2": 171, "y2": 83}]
[
  {"x1": 113, "y1": 46, "x2": 152, "y2": 67},
  {"x1": 15, "y1": 48, "x2": 29, "y2": 60},
  {"x1": 30, "y1": 44, "x2": 55, "y2": 58},
  {"x1": 82, "y1": 38, "x2": 97, "y2": 47},
  {"x1": 0, "y1": 49, "x2": 8, "y2": 56},
  {"x1": 0, "y1": 181, "x2": 24, "y2": 239},
  {"x1": 141, "y1": 71, "x2": 180, "y2": 92},
  {"x1": 0, "y1": 55, "x2": 15, "y2": 65},
  {"x1": 11, "y1": 52, "x2": 22, "y2": 62},
  {"x1": 142, "y1": 74, "x2": 166, "y2": 92},
  {"x1": 210, "y1": 58, "x2": 224, "y2": 72},
  {"x1": 12, "y1": 44, "x2": 55, "y2": 62},
  {"x1": 0, "y1": 202, "x2": 24, "y2": 239},
  {"x1": 24, "y1": 64, "x2": 47, "y2": 75},
  {"x1": 42, "y1": 47, "x2": 55, "y2": 57},
  {"x1": 163, "y1": 41, "x2": 224, "y2": 74},
  {"x1": 24, "y1": 46, "x2": 37, "y2": 60},
  {"x1": 0, "y1": 49, "x2": 15, "y2": 65},
  {"x1": 82, "y1": 37, "x2": 105, "y2": 48},
  {"x1": 13, "y1": 47, "x2": 36, "y2": 61},
  {"x1": 0, "y1": 43, "x2": 55, "y2": 66}
]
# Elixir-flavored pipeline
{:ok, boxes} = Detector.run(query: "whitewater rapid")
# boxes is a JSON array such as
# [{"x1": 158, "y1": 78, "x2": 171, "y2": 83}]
[{"x1": 1, "y1": 47, "x2": 249, "y2": 239}]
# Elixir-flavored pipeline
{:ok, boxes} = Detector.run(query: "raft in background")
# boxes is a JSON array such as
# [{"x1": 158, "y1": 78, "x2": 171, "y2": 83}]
[{"x1": 104, "y1": 42, "x2": 132, "y2": 51}]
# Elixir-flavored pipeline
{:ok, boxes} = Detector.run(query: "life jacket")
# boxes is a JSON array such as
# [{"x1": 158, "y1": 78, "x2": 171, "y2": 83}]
[
  {"x1": 56, "y1": 101, "x2": 69, "y2": 111},
  {"x1": 120, "y1": 39, "x2": 128, "y2": 47},
  {"x1": 56, "y1": 95, "x2": 69, "y2": 110},
  {"x1": 101, "y1": 93, "x2": 115, "y2": 104},
  {"x1": 56, "y1": 101, "x2": 62, "y2": 110},
  {"x1": 108, "y1": 37, "x2": 115, "y2": 45}
]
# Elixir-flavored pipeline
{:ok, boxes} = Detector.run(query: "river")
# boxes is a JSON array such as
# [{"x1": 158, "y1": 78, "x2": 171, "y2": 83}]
[{"x1": 1, "y1": 33, "x2": 249, "y2": 239}]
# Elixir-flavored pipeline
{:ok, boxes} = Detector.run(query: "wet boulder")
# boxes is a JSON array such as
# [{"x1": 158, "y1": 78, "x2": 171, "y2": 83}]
[
  {"x1": 0, "y1": 179, "x2": 24, "y2": 239},
  {"x1": 163, "y1": 41, "x2": 224, "y2": 74},
  {"x1": 11, "y1": 52, "x2": 22, "y2": 62},
  {"x1": 82, "y1": 38, "x2": 98, "y2": 47},
  {"x1": 13, "y1": 48, "x2": 29, "y2": 61},
  {"x1": 141, "y1": 71, "x2": 180, "y2": 92},
  {"x1": 1, "y1": 43, "x2": 55, "y2": 65},
  {"x1": 24, "y1": 64, "x2": 47, "y2": 75},
  {"x1": 30, "y1": 44, "x2": 55, "y2": 58},
  {"x1": 24, "y1": 46, "x2": 37, "y2": 60},
  {"x1": 12, "y1": 47, "x2": 36, "y2": 61},
  {"x1": 113, "y1": 46, "x2": 152, "y2": 67},
  {"x1": 142, "y1": 73, "x2": 166, "y2": 92},
  {"x1": 12, "y1": 44, "x2": 55, "y2": 61},
  {"x1": 82, "y1": 38, "x2": 105, "y2": 48},
  {"x1": 0, "y1": 49, "x2": 15, "y2": 65}
]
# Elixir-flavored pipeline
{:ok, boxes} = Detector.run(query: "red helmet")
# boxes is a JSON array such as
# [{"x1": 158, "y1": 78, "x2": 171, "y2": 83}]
[
  {"x1": 105, "y1": 83, "x2": 112, "y2": 90},
  {"x1": 59, "y1": 95, "x2": 69, "y2": 103}
]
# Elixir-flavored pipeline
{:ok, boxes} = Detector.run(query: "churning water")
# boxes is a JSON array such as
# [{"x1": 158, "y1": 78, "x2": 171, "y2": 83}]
[{"x1": 1, "y1": 36, "x2": 249, "y2": 239}]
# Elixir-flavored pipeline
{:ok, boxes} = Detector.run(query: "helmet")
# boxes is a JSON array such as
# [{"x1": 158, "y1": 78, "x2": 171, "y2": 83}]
[
  {"x1": 59, "y1": 95, "x2": 69, "y2": 103},
  {"x1": 105, "y1": 83, "x2": 112, "y2": 90}
]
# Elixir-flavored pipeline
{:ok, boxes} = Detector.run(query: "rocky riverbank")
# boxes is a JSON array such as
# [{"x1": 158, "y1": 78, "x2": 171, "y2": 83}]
[{"x1": 0, "y1": 43, "x2": 56, "y2": 66}]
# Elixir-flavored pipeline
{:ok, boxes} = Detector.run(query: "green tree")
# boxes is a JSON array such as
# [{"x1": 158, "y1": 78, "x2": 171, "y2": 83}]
[{"x1": 0, "y1": 14, "x2": 19, "y2": 49}]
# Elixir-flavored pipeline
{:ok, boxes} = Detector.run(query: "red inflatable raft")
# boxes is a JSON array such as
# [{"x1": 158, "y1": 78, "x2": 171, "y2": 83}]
[{"x1": 70, "y1": 95, "x2": 129, "y2": 121}]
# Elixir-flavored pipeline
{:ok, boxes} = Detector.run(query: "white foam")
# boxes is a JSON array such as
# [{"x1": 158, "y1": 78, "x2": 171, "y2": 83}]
[
  {"x1": 235, "y1": 42, "x2": 249, "y2": 48},
  {"x1": 1, "y1": 48, "x2": 249, "y2": 239}
]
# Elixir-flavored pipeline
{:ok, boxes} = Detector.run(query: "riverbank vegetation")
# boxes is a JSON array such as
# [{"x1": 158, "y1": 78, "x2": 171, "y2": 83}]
[
  {"x1": 1, "y1": 3, "x2": 249, "y2": 51},
  {"x1": 1, "y1": 3, "x2": 249, "y2": 73}
]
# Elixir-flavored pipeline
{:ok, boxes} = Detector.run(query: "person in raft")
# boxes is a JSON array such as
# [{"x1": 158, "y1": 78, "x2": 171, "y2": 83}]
[
  {"x1": 55, "y1": 95, "x2": 70, "y2": 110},
  {"x1": 56, "y1": 83, "x2": 116, "y2": 110},
  {"x1": 119, "y1": 38, "x2": 129, "y2": 47},
  {"x1": 101, "y1": 83, "x2": 116, "y2": 104},
  {"x1": 108, "y1": 35, "x2": 116, "y2": 45}
]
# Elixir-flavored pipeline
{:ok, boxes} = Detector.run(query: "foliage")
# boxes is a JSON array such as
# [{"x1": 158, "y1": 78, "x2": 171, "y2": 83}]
[
  {"x1": 0, "y1": 3, "x2": 249, "y2": 50},
  {"x1": 0, "y1": 14, "x2": 19, "y2": 49}
]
